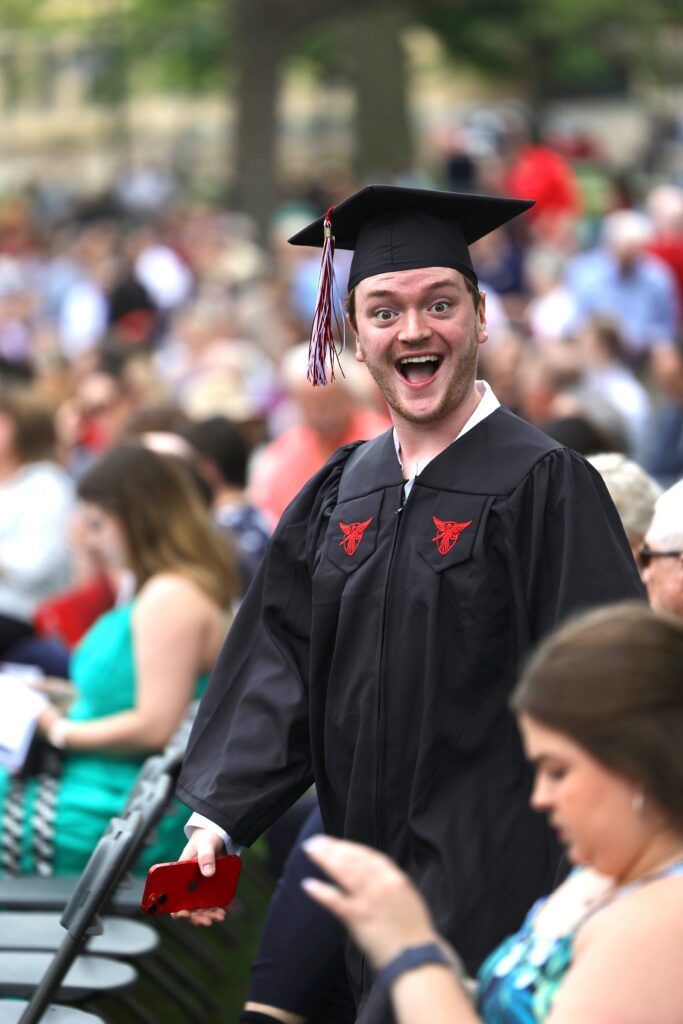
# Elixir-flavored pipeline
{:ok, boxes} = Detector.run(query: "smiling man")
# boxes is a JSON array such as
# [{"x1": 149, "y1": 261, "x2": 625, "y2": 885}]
[
  {"x1": 350, "y1": 266, "x2": 485, "y2": 469},
  {"x1": 175, "y1": 186, "x2": 645, "y2": 1023}
]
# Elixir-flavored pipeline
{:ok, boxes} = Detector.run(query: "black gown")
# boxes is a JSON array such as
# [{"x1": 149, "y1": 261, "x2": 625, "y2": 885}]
[{"x1": 176, "y1": 407, "x2": 645, "y2": 1016}]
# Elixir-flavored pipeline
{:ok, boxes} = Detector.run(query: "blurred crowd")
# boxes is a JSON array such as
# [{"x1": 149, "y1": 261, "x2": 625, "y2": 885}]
[{"x1": 1, "y1": 116, "x2": 683, "y2": 521}]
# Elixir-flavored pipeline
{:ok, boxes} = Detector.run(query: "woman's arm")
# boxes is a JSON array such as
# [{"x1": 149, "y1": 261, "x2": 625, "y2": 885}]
[
  {"x1": 301, "y1": 835, "x2": 481, "y2": 1024},
  {"x1": 389, "y1": 966, "x2": 478, "y2": 1024},
  {"x1": 38, "y1": 574, "x2": 221, "y2": 753}
]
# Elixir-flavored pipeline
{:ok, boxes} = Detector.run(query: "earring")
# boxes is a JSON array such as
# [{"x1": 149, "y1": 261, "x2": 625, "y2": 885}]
[{"x1": 632, "y1": 790, "x2": 645, "y2": 815}]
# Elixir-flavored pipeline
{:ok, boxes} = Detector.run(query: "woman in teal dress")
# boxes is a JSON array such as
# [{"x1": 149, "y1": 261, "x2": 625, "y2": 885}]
[
  {"x1": 300, "y1": 604, "x2": 683, "y2": 1024},
  {"x1": 0, "y1": 444, "x2": 238, "y2": 877}
]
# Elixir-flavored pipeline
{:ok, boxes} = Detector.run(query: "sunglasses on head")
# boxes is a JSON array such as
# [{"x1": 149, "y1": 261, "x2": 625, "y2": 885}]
[{"x1": 637, "y1": 546, "x2": 683, "y2": 570}]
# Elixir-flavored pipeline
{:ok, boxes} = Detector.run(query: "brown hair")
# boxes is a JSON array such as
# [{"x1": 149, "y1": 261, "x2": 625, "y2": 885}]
[
  {"x1": 512, "y1": 602, "x2": 683, "y2": 831},
  {"x1": 77, "y1": 443, "x2": 239, "y2": 607},
  {"x1": 0, "y1": 387, "x2": 57, "y2": 464},
  {"x1": 344, "y1": 275, "x2": 482, "y2": 331}
]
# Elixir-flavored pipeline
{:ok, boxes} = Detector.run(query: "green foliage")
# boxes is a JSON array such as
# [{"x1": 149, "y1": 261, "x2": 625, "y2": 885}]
[
  {"x1": 419, "y1": 0, "x2": 682, "y2": 97},
  {"x1": 0, "y1": 0, "x2": 46, "y2": 30},
  {"x1": 19, "y1": 0, "x2": 232, "y2": 98},
  {"x1": 0, "y1": 0, "x2": 78, "y2": 37},
  {"x1": 289, "y1": 24, "x2": 350, "y2": 81},
  {"x1": 118, "y1": 0, "x2": 232, "y2": 92},
  {"x1": 10, "y1": 0, "x2": 683, "y2": 107}
]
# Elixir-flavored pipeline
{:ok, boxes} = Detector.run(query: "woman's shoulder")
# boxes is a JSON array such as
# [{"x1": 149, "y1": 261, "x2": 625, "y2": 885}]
[
  {"x1": 550, "y1": 875, "x2": 683, "y2": 1023},
  {"x1": 135, "y1": 572, "x2": 221, "y2": 618},
  {"x1": 578, "y1": 870, "x2": 683, "y2": 955}
]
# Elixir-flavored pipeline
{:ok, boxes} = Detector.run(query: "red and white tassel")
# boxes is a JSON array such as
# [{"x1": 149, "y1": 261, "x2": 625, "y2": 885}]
[{"x1": 308, "y1": 206, "x2": 340, "y2": 386}]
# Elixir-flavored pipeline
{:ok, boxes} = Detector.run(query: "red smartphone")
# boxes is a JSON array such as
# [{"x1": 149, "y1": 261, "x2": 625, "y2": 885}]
[{"x1": 140, "y1": 855, "x2": 241, "y2": 915}]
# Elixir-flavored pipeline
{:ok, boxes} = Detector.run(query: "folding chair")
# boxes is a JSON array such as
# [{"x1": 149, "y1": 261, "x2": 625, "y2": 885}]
[
  {"x1": 0, "y1": 1004, "x2": 101, "y2": 1023},
  {"x1": 0, "y1": 814, "x2": 140, "y2": 1024},
  {"x1": 0, "y1": 913, "x2": 158, "y2": 959},
  {"x1": 0, "y1": 712, "x2": 230, "y2": 1023},
  {"x1": 0, "y1": 720, "x2": 188, "y2": 915},
  {"x1": 0, "y1": 773, "x2": 220, "y2": 1024}
]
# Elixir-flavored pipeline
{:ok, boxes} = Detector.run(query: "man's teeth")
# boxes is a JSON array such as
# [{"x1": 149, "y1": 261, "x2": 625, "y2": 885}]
[{"x1": 398, "y1": 355, "x2": 440, "y2": 382}]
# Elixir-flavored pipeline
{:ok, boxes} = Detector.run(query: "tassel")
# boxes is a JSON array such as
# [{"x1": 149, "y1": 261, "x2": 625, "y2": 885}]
[{"x1": 308, "y1": 206, "x2": 341, "y2": 386}]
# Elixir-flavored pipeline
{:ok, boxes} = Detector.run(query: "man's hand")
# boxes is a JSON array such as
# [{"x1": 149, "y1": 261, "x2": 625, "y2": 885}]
[{"x1": 171, "y1": 828, "x2": 230, "y2": 927}]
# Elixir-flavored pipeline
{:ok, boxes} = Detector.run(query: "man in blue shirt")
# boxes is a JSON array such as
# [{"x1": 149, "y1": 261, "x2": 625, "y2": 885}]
[{"x1": 565, "y1": 209, "x2": 680, "y2": 361}]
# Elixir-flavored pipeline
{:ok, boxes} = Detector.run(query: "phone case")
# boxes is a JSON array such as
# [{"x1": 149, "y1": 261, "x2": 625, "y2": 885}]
[{"x1": 140, "y1": 855, "x2": 241, "y2": 915}]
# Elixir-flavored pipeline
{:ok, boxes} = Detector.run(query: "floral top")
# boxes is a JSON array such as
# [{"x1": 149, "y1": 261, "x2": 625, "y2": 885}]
[{"x1": 476, "y1": 859, "x2": 683, "y2": 1023}]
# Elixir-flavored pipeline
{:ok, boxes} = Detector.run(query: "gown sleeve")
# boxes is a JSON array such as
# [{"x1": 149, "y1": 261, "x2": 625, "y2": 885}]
[
  {"x1": 175, "y1": 445, "x2": 357, "y2": 847},
  {"x1": 505, "y1": 446, "x2": 646, "y2": 642}
]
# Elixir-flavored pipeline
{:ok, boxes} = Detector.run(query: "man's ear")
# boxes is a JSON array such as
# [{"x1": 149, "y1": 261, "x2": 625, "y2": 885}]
[
  {"x1": 354, "y1": 333, "x2": 365, "y2": 363},
  {"x1": 476, "y1": 291, "x2": 488, "y2": 346}
]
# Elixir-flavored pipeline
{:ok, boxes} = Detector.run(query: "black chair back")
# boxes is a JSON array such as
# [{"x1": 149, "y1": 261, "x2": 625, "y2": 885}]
[{"x1": 19, "y1": 815, "x2": 140, "y2": 1024}]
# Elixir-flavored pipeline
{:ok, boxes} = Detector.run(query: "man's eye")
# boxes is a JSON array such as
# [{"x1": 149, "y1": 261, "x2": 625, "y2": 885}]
[
  {"x1": 430, "y1": 301, "x2": 450, "y2": 313},
  {"x1": 546, "y1": 767, "x2": 566, "y2": 782},
  {"x1": 375, "y1": 310, "x2": 394, "y2": 322}
]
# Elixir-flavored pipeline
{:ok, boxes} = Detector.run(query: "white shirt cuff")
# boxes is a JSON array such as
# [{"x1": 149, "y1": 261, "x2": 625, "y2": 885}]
[{"x1": 185, "y1": 812, "x2": 243, "y2": 856}]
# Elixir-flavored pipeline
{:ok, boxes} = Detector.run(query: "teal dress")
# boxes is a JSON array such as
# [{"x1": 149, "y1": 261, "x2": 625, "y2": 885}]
[
  {"x1": 0, "y1": 602, "x2": 209, "y2": 877},
  {"x1": 476, "y1": 859, "x2": 683, "y2": 1023}
]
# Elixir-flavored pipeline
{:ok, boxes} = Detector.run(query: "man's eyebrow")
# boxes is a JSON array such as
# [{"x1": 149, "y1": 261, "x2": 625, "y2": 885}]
[{"x1": 361, "y1": 280, "x2": 460, "y2": 301}]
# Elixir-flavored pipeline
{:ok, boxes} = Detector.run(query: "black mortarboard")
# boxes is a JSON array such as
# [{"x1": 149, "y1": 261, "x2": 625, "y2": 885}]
[
  {"x1": 288, "y1": 184, "x2": 533, "y2": 385},
  {"x1": 289, "y1": 184, "x2": 534, "y2": 291}
]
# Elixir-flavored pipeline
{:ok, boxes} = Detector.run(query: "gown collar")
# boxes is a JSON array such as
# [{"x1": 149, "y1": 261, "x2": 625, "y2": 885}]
[{"x1": 338, "y1": 404, "x2": 562, "y2": 501}]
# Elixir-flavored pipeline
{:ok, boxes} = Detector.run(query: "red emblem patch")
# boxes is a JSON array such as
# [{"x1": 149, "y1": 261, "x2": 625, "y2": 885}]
[
  {"x1": 432, "y1": 516, "x2": 473, "y2": 556},
  {"x1": 339, "y1": 517, "x2": 373, "y2": 556}
]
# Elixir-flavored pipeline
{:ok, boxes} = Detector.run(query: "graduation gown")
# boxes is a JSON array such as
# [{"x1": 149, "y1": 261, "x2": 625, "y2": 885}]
[{"x1": 176, "y1": 407, "x2": 645, "y2": 1009}]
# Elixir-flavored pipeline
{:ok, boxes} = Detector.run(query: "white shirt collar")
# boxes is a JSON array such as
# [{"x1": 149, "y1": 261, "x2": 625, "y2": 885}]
[{"x1": 393, "y1": 380, "x2": 500, "y2": 474}]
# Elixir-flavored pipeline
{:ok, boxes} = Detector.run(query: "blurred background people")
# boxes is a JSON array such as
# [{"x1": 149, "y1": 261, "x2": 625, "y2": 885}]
[
  {"x1": 0, "y1": 444, "x2": 238, "y2": 876},
  {"x1": 645, "y1": 183, "x2": 683, "y2": 320},
  {"x1": 183, "y1": 415, "x2": 271, "y2": 596},
  {"x1": 502, "y1": 118, "x2": 583, "y2": 246},
  {"x1": 587, "y1": 453, "x2": 662, "y2": 563},
  {"x1": 523, "y1": 246, "x2": 577, "y2": 345},
  {"x1": 639, "y1": 480, "x2": 683, "y2": 619},
  {"x1": 249, "y1": 343, "x2": 390, "y2": 530},
  {"x1": 645, "y1": 339, "x2": 683, "y2": 488},
  {"x1": 56, "y1": 348, "x2": 141, "y2": 474},
  {"x1": 574, "y1": 316, "x2": 652, "y2": 457},
  {"x1": 564, "y1": 209, "x2": 680, "y2": 364},
  {"x1": 0, "y1": 388, "x2": 73, "y2": 658}
]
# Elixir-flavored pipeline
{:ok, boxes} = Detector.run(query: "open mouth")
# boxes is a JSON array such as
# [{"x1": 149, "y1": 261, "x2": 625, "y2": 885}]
[{"x1": 397, "y1": 355, "x2": 442, "y2": 384}]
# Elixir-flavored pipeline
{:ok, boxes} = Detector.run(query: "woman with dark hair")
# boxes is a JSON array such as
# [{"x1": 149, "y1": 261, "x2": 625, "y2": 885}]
[
  {"x1": 0, "y1": 444, "x2": 238, "y2": 876},
  {"x1": 301, "y1": 603, "x2": 683, "y2": 1023}
]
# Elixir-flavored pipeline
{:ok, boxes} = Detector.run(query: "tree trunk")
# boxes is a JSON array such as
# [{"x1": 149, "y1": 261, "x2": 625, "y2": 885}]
[
  {"x1": 231, "y1": 0, "x2": 289, "y2": 237},
  {"x1": 344, "y1": 6, "x2": 414, "y2": 180},
  {"x1": 230, "y1": 0, "x2": 405, "y2": 237}
]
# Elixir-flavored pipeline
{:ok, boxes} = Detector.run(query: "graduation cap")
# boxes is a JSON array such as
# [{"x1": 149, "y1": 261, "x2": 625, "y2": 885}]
[{"x1": 288, "y1": 184, "x2": 534, "y2": 385}]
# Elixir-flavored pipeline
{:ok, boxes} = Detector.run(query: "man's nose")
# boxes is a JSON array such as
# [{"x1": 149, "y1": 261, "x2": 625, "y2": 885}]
[{"x1": 397, "y1": 308, "x2": 431, "y2": 343}]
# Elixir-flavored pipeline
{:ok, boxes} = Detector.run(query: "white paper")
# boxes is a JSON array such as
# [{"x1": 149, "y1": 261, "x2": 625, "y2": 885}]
[{"x1": 0, "y1": 671, "x2": 50, "y2": 773}]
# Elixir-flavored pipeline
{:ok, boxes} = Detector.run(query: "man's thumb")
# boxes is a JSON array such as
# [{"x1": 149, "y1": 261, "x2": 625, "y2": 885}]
[{"x1": 197, "y1": 848, "x2": 216, "y2": 876}]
